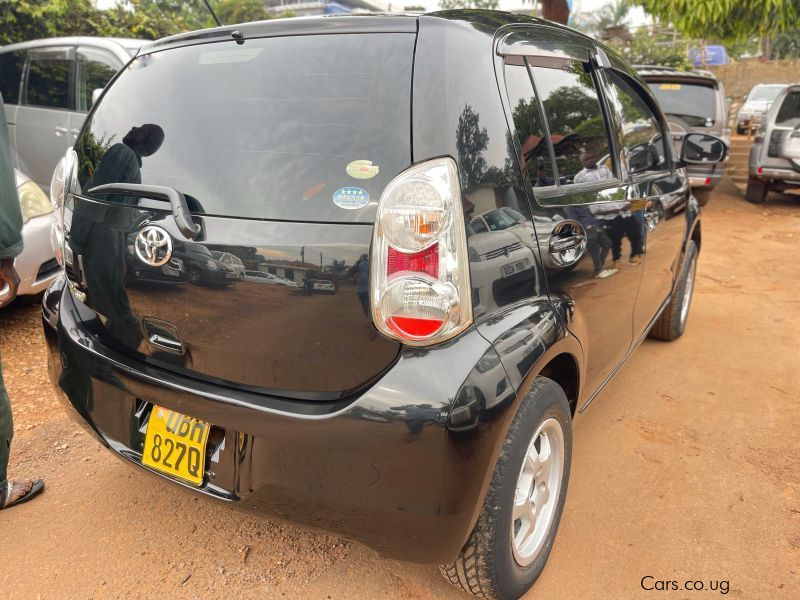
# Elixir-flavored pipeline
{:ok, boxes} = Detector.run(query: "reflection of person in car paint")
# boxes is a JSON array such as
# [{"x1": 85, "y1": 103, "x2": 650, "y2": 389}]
[
  {"x1": 576, "y1": 149, "x2": 644, "y2": 267},
  {"x1": 354, "y1": 254, "x2": 370, "y2": 317},
  {"x1": 70, "y1": 124, "x2": 166, "y2": 349}
]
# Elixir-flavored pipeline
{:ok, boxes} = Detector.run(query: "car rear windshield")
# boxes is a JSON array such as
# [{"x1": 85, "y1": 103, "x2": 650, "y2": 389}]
[
  {"x1": 748, "y1": 85, "x2": 784, "y2": 102},
  {"x1": 647, "y1": 80, "x2": 717, "y2": 127},
  {"x1": 775, "y1": 90, "x2": 800, "y2": 128},
  {"x1": 75, "y1": 34, "x2": 414, "y2": 223}
]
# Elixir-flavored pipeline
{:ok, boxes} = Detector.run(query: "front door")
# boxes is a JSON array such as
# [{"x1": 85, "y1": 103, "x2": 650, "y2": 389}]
[
  {"x1": 16, "y1": 46, "x2": 74, "y2": 190},
  {"x1": 503, "y1": 52, "x2": 643, "y2": 395},
  {"x1": 600, "y1": 70, "x2": 687, "y2": 338}
]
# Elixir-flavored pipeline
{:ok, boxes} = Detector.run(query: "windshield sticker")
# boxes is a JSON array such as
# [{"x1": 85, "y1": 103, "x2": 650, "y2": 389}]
[
  {"x1": 346, "y1": 160, "x2": 380, "y2": 180},
  {"x1": 332, "y1": 187, "x2": 370, "y2": 210},
  {"x1": 659, "y1": 83, "x2": 682, "y2": 91}
]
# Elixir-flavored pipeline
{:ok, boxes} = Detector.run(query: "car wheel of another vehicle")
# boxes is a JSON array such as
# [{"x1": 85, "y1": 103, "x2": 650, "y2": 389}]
[
  {"x1": 440, "y1": 377, "x2": 572, "y2": 600},
  {"x1": 649, "y1": 240, "x2": 698, "y2": 341},
  {"x1": 745, "y1": 179, "x2": 768, "y2": 204},
  {"x1": 187, "y1": 268, "x2": 202, "y2": 285},
  {"x1": 736, "y1": 125, "x2": 745, "y2": 135},
  {"x1": 694, "y1": 189, "x2": 712, "y2": 206}
]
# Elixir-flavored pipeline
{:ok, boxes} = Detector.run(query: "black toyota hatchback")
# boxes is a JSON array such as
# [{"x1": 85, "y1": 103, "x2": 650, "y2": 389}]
[{"x1": 42, "y1": 11, "x2": 726, "y2": 599}]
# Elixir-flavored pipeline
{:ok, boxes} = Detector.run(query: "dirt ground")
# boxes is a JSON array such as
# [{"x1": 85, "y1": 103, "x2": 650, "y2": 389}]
[{"x1": 1, "y1": 177, "x2": 798, "y2": 600}]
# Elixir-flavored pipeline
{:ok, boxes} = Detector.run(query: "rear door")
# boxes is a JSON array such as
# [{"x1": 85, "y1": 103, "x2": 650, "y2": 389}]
[
  {"x1": 16, "y1": 46, "x2": 75, "y2": 190},
  {"x1": 64, "y1": 32, "x2": 416, "y2": 400},
  {"x1": 502, "y1": 42, "x2": 642, "y2": 395}
]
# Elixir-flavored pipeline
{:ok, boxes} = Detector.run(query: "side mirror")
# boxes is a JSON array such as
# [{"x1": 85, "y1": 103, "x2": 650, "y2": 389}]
[
  {"x1": 91, "y1": 88, "x2": 103, "y2": 107},
  {"x1": 678, "y1": 133, "x2": 728, "y2": 166}
]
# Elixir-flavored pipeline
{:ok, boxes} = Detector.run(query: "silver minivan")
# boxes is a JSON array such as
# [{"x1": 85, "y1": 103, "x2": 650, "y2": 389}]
[
  {"x1": 746, "y1": 82, "x2": 800, "y2": 203},
  {"x1": 0, "y1": 37, "x2": 146, "y2": 191}
]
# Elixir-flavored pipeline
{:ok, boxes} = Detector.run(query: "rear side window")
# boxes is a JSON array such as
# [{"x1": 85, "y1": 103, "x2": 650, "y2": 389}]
[
  {"x1": 76, "y1": 48, "x2": 120, "y2": 112},
  {"x1": 529, "y1": 62, "x2": 614, "y2": 186},
  {"x1": 76, "y1": 34, "x2": 414, "y2": 223},
  {"x1": 0, "y1": 51, "x2": 26, "y2": 104},
  {"x1": 26, "y1": 49, "x2": 72, "y2": 109},
  {"x1": 775, "y1": 90, "x2": 800, "y2": 128},
  {"x1": 646, "y1": 80, "x2": 717, "y2": 127},
  {"x1": 505, "y1": 64, "x2": 555, "y2": 187}
]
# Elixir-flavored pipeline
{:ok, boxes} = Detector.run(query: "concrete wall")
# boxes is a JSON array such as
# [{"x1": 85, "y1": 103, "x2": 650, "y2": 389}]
[{"x1": 708, "y1": 60, "x2": 800, "y2": 100}]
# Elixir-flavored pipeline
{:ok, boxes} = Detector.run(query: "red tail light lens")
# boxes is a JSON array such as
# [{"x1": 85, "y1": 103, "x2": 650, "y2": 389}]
[
  {"x1": 371, "y1": 158, "x2": 472, "y2": 346},
  {"x1": 387, "y1": 243, "x2": 439, "y2": 279}
]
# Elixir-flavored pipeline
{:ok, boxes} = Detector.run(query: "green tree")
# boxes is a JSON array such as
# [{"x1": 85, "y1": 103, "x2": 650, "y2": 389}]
[
  {"x1": 456, "y1": 105, "x2": 489, "y2": 190},
  {"x1": 634, "y1": 0, "x2": 800, "y2": 41},
  {"x1": 625, "y1": 27, "x2": 691, "y2": 69},
  {"x1": 439, "y1": 0, "x2": 499, "y2": 10},
  {"x1": 597, "y1": 0, "x2": 631, "y2": 30}
]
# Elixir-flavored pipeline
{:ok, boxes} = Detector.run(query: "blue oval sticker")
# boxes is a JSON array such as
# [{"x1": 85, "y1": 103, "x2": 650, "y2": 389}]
[{"x1": 332, "y1": 187, "x2": 370, "y2": 210}]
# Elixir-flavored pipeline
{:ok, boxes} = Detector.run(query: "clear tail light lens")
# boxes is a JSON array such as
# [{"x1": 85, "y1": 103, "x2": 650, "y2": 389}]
[
  {"x1": 49, "y1": 149, "x2": 77, "y2": 267},
  {"x1": 371, "y1": 158, "x2": 472, "y2": 346}
]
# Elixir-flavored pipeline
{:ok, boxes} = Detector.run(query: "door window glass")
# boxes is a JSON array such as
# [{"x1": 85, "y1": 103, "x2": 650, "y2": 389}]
[
  {"x1": 76, "y1": 49, "x2": 120, "y2": 112},
  {"x1": 605, "y1": 72, "x2": 668, "y2": 175},
  {"x1": 0, "y1": 51, "x2": 26, "y2": 104},
  {"x1": 26, "y1": 52, "x2": 71, "y2": 109},
  {"x1": 530, "y1": 62, "x2": 614, "y2": 186},
  {"x1": 505, "y1": 63, "x2": 555, "y2": 187}
]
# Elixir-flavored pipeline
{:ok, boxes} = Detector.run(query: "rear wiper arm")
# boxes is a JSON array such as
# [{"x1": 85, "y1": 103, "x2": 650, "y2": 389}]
[{"x1": 87, "y1": 183, "x2": 201, "y2": 240}]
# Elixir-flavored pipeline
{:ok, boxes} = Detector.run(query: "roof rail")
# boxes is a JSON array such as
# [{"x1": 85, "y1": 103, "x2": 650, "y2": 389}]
[{"x1": 632, "y1": 64, "x2": 678, "y2": 71}]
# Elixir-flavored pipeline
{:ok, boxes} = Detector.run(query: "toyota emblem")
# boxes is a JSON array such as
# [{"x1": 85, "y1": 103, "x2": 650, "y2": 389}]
[{"x1": 135, "y1": 225, "x2": 173, "y2": 267}]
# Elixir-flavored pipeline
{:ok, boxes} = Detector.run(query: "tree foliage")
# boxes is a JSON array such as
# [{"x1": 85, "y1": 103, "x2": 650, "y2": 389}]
[
  {"x1": 624, "y1": 27, "x2": 692, "y2": 69},
  {"x1": 0, "y1": 0, "x2": 275, "y2": 45},
  {"x1": 439, "y1": 0, "x2": 499, "y2": 10},
  {"x1": 634, "y1": 0, "x2": 800, "y2": 41}
]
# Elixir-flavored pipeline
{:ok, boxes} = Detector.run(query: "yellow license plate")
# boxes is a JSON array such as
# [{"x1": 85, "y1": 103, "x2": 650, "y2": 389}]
[{"x1": 142, "y1": 406, "x2": 210, "y2": 486}]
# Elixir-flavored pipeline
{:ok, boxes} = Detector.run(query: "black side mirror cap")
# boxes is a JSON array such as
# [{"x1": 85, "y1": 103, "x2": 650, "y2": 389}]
[{"x1": 675, "y1": 133, "x2": 728, "y2": 168}]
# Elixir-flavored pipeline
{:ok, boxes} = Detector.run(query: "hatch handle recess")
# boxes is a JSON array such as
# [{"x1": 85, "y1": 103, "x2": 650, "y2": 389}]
[{"x1": 87, "y1": 183, "x2": 201, "y2": 240}]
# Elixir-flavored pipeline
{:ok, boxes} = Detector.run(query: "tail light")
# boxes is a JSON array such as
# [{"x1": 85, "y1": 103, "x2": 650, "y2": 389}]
[
  {"x1": 370, "y1": 157, "x2": 472, "y2": 346},
  {"x1": 49, "y1": 149, "x2": 77, "y2": 267}
]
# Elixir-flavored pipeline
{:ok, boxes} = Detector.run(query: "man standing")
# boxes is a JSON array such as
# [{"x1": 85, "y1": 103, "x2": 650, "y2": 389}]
[{"x1": 0, "y1": 92, "x2": 45, "y2": 509}]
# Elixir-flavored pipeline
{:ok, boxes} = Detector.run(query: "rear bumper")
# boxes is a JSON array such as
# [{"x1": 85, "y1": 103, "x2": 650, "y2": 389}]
[
  {"x1": 687, "y1": 164, "x2": 724, "y2": 189},
  {"x1": 750, "y1": 166, "x2": 800, "y2": 183},
  {"x1": 42, "y1": 277, "x2": 516, "y2": 563}
]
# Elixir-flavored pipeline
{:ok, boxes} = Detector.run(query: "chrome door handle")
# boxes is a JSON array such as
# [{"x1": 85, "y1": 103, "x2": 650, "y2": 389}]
[
  {"x1": 548, "y1": 220, "x2": 587, "y2": 267},
  {"x1": 643, "y1": 200, "x2": 662, "y2": 232},
  {"x1": 54, "y1": 125, "x2": 68, "y2": 136}
]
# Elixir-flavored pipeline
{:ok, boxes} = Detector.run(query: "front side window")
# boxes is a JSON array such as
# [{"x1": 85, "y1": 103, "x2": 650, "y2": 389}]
[
  {"x1": 775, "y1": 90, "x2": 800, "y2": 128},
  {"x1": 76, "y1": 48, "x2": 120, "y2": 112},
  {"x1": 26, "y1": 50, "x2": 71, "y2": 109},
  {"x1": 604, "y1": 72, "x2": 668, "y2": 176},
  {"x1": 530, "y1": 62, "x2": 614, "y2": 186}
]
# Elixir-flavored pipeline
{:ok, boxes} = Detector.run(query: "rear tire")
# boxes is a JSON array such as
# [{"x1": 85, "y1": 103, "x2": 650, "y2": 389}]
[
  {"x1": 187, "y1": 268, "x2": 202, "y2": 285},
  {"x1": 745, "y1": 179, "x2": 768, "y2": 204},
  {"x1": 440, "y1": 377, "x2": 572, "y2": 600},
  {"x1": 649, "y1": 240, "x2": 698, "y2": 341},
  {"x1": 694, "y1": 188, "x2": 712, "y2": 206}
]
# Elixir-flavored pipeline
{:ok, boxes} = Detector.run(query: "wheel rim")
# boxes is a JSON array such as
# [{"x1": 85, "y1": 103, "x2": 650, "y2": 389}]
[
  {"x1": 679, "y1": 256, "x2": 697, "y2": 327},
  {"x1": 511, "y1": 418, "x2": 565, "y2": 567}
]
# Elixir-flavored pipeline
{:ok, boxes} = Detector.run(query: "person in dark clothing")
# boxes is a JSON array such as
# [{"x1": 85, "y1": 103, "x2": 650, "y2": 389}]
[
  {"x1": 0, "y1": 92, "x2": 44, "y2": 509},
  {"x1": 354, "y1": 254, "x2": 370, "y2": 317},
  {"x1": 563, "y1": 205, "x2": 617, "y2": 278}
]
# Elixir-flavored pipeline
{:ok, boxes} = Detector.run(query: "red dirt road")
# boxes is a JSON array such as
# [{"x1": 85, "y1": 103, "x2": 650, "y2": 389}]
[{"x1": 1, "y1": 180, "x2": 798, "y2": 599}]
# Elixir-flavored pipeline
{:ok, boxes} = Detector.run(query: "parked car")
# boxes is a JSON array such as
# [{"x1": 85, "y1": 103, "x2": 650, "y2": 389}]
[
  {"x1": 1, "y1": 169, "x2": 60, "y2": 304},
  {"x1": 746, "y1": 82, "x2": 800, "y2": 204},
  {"x1": 210, "y1": 251, "x2": 245, "y2": 279},
  {"x1": 243, "y1": 270, "x2": 297, "y2": 286},
  {"x1": 736, "y1": 83, "x2": 787, "y2": 134},
  {"x1": 171, "y1": 242, "x2": 237, "y2": 286},
  {"x1": 42, "y1": 12, "x2": 727, "y2": 600},
  {"x1": 0, "y1": 36, "x2": 146, "y2": 192},
  {"x1": 637, "y1": 65, "x2": 729, "y2": 205}
]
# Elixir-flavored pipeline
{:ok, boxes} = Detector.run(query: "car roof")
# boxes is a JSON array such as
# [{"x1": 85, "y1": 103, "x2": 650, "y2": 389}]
[
  {"x1": 145, "y1": 10, "x2": 592, "y2": 54},
  {"x1": 0, "y1": 36, "x2": 147, "y2": 56}
]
